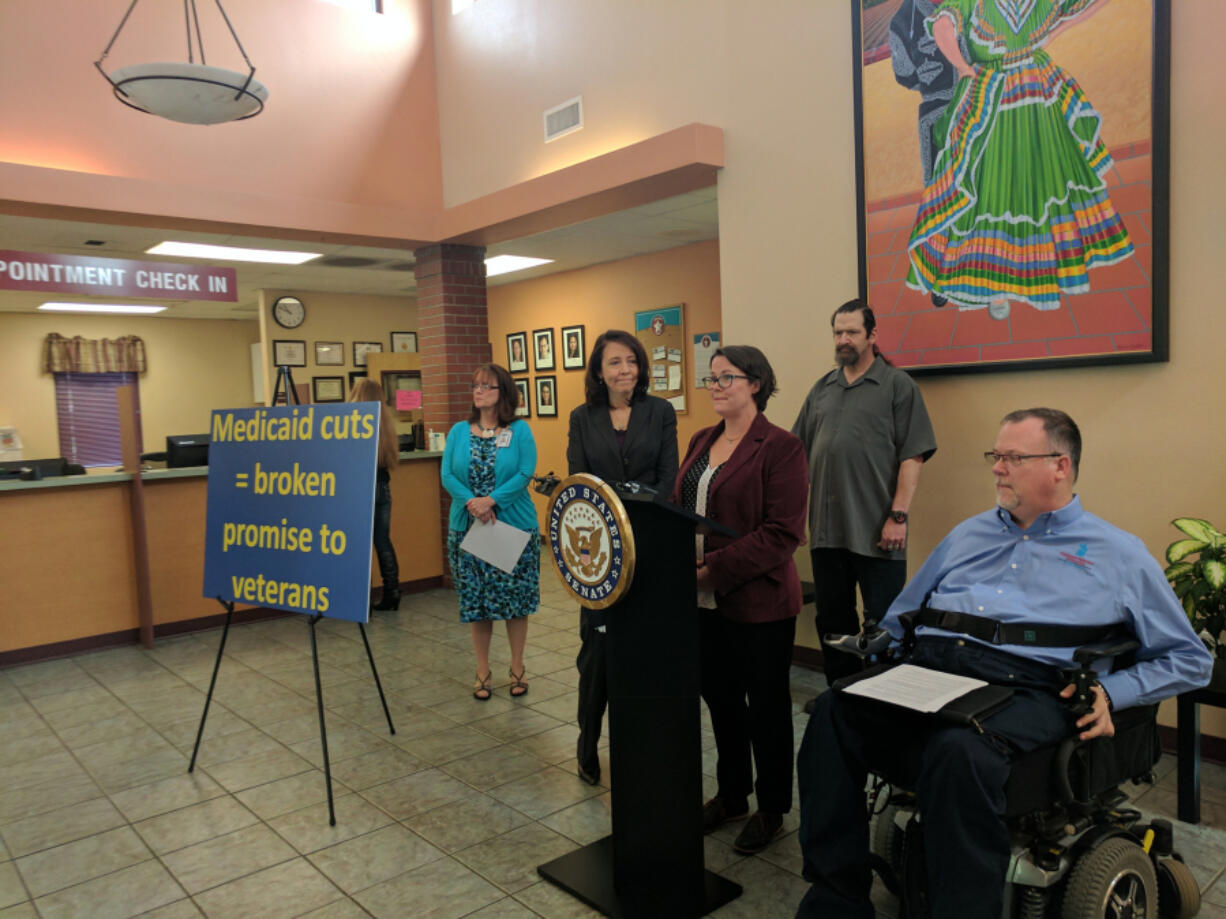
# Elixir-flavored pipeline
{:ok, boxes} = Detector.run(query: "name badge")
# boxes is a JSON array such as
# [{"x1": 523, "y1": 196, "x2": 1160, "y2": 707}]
[{"x1": 496, "y1": 429, "x2": 512, "y2": 448}]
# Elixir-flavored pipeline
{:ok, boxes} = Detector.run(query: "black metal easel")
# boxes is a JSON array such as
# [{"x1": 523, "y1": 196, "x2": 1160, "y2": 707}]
[{"x1": 189, "y1": 365, "x2": 396, "y2": 826}]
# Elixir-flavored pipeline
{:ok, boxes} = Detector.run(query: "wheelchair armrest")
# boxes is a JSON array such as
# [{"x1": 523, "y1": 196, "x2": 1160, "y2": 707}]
[
  {"x1": 823, "y1": 622, "x2": 894, "y2": 659},
  {"x1": 1072, "y1": 638, "x2": 1140, "y2": 667}
]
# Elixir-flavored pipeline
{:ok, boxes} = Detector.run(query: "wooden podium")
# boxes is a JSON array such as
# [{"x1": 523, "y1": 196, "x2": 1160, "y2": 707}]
[{"x1": 537, "y1": 493, "x2": 742, "y2": 917}]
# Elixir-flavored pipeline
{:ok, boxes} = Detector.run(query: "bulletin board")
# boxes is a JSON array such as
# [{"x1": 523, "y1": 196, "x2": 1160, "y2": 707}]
[{"x1": 634, "y1": 304, "x2": 686, "y2": 413}]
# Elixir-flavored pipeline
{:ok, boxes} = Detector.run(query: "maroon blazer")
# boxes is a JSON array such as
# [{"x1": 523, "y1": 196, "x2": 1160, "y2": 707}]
[{"x1": 671, "y1": 412, "x2": 809, "y2": 624}]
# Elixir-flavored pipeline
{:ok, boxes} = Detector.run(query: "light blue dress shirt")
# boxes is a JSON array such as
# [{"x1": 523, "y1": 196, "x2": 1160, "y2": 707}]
[{"x1": 883, "y1": 496, "x2": 1213, "y2": 711}]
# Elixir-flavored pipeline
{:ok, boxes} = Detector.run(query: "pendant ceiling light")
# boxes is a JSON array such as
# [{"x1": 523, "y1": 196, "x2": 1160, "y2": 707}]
[{"x1": 95, "y1": 0, "x2": 269, "y2": 126}]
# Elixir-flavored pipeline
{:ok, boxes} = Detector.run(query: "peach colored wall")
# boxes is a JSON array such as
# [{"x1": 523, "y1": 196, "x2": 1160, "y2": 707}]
[
  {"x1": 0, "y1": 0, "x2": 441, "y2": 239},
  {"x1": 255, "y1": 290, "x2": 417, "y2": 406},
  {"x1": 0, "y1": 312, "x2": 258, "y2": 460},
  {"x1": 486, "y1": 241, "x2": 725, "y2": 522}
]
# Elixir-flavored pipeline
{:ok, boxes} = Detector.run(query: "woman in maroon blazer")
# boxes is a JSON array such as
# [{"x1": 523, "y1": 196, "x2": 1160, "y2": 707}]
[{"x1": 672, "y1": 345, "x2": 809, "y2": 855}]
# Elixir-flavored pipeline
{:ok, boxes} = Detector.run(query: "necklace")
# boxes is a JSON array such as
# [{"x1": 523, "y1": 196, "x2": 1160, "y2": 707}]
[
  {"x1": 479, "y1": 425, "x2": 498, "y2": 438},
  {"x1": 610, "y1": 402, "x2": 631, "y2": 432},
  {"x1": 724, "y1": 431, "x2": 745, "y2": 443}
]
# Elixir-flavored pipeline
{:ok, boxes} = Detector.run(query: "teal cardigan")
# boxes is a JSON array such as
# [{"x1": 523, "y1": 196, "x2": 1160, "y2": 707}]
[{"x1": 440, "y1": 419, "x2": 540, "y2": 533}]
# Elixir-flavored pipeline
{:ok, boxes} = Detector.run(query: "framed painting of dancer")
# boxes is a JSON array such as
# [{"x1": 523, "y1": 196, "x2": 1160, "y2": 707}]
[{"x1": 851, "y1": 0, "x2": 1169, "y2": 374}]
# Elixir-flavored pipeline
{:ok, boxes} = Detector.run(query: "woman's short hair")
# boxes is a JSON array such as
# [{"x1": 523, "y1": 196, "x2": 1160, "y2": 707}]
[
  {"x1": 584, "y1": 330, "x2": 650, "y2": 406},
  {"x1": 713, "y1": 345, "x2": 778, "y2": 411},
  {"x1": 467, "y1": 363, "x2": 518, "y2": 426}
]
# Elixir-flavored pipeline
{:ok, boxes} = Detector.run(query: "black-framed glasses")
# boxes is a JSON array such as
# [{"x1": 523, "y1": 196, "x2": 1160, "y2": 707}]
[
  {"x1": 983, "y1": 452, "x2": 1064, "y2": 467},
  {"x1": 472, "y1": 382, "x2": 498, "y2": 392},
  {"x1": 701, "y1": 373, "x2": 753, "y2": 390}
]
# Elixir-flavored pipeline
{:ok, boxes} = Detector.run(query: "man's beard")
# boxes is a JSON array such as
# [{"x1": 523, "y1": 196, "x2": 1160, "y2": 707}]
[{"x1": 835, "y1": 345, "x2": 860, "y2": 367}]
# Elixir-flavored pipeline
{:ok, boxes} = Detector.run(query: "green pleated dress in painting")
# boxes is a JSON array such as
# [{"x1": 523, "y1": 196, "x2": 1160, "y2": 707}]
[{"x1": 906, "y1": 0, "x2": 1134, "y2": 311}]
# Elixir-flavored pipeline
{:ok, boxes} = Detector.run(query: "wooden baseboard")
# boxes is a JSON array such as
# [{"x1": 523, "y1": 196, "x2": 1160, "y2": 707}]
[{"x1": 0, "y1": 576, "x2": 444, "y2": 669}]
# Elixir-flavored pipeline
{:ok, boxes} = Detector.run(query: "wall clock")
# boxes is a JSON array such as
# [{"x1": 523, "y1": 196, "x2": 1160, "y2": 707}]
[{"x1": 272, "y1": 296, "x2": 306, "y2": 329}]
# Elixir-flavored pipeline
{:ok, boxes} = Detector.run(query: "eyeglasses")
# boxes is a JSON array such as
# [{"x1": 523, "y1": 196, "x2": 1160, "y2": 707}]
[
  {"x1": 983, "y1": 452, "x2": 1064, "y2": 467},
  {"x1": 701, "y1": 373, "x2": 754, "y2": 390},
  {"x1": 472, "y1": 382, "x2": 498, "y2": 392}
]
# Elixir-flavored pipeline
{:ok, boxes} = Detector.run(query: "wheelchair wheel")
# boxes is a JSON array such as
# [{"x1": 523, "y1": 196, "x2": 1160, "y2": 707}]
[
  {"x1": 1061, "y1": 836, "x2": 1158, "y2": 919},
  {"x1": 1156, "y1": 858, "x2": 1200, "y2": 919},
  {"x1": 870, "y1": 802, "x2": 905, "y2": 884}
]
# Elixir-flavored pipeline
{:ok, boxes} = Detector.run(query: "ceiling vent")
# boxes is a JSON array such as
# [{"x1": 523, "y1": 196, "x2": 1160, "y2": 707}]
[
  {"x1": 544, "y1": 96, "x2": 583, "y2": 143},
  {"x1": 315, "y1": 255, "x2": 383, "y2": 268}
]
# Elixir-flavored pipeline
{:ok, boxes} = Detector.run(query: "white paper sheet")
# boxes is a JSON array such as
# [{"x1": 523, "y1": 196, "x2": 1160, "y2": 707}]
[
  {"x1": 841, "y1": 664, "x2": 987, "y2": 713},
  {"x1": 459, "y1": 518, "x2": 532, "y2": 574},
  {"x1": 668, "y1": 365, "x2": 682, "y2": 389}
]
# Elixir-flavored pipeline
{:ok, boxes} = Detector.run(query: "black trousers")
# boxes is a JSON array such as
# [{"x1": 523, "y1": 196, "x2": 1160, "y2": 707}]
[
  {"x1": 699, "y1": 612, "x2": 797, "y2": 815},
  {"x1": 575, "y1": 608, "x2": 608, "y2": 775},
  {"x1": 372, "y1": 478, "x2": 399, "y2": 593},
  {"x1": 811, "y1": 548, "x2": 906, "y2": 684},
  {"x1": 795, "y1": 637, "x2": 1073, "y2": 919}
]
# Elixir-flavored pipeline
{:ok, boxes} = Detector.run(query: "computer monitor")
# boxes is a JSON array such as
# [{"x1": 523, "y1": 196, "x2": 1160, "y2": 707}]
[{"x1": 166, "y1": 434, "x2": 210, "y2": 468}]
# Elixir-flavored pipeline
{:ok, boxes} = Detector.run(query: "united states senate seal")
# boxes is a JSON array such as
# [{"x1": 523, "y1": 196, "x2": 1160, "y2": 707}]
[{"x1": 546, "y1": 473, "x2": 635, "y2": 609}]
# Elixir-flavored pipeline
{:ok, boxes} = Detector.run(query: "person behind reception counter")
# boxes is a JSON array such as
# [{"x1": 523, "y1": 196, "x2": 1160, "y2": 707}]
[
  {"x1": 349, "y1": 378, "x2": 403, "y2": 611},
  {"x1": 441, "y1": 363, "x2": 540, "y2": 702},
  {"x1": 566, "y1": 328, "x2": 678, "y2": 786},
  {"x1": 672, "y1": 345, "x2": 809, "y2": 855}
]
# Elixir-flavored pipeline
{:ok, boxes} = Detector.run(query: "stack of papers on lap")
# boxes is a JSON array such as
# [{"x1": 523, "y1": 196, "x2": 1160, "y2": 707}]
[{"x1": 842, "y1": 664, "x2": 988, "y2": 714}]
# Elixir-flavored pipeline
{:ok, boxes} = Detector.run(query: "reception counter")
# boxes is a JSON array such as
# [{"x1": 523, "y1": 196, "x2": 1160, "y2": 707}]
[{"x1": 0, "y1": 453, "x2": 445, "y2": 664}]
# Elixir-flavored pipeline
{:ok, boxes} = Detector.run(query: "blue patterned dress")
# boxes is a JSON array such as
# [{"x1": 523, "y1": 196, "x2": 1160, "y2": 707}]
[{"x1": 447, "y1": 435, "x2": 540, "y2": 622}]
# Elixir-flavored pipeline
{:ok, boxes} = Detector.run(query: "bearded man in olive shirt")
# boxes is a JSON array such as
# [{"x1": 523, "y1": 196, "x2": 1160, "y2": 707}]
[{"x1": 792, "y1": 300, "x2": 936, "y2": 699}]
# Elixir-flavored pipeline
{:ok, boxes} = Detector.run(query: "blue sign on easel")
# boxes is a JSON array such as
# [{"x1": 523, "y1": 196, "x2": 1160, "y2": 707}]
[{"x1": 202, "y1": 402, "x2": 380, "y2": 623}]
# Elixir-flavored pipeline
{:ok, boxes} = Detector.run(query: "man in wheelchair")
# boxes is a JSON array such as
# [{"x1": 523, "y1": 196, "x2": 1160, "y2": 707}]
[{"x1": 796, "y1": 408, "x2": 1213, "y2": 919}]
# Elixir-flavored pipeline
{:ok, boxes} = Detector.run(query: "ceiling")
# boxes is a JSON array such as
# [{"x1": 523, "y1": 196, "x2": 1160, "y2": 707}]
[{"x1": 0, "y1": 188, "x2": 718, "y2": 320}]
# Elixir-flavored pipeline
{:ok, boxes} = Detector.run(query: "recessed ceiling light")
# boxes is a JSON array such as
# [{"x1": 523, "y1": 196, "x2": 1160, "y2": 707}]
[
  {"x1": 39, "y1": 302, "x2": 167, "y2": 314},
  {"x1": 485, "y1": 255, "x2": 554, "y2": 277},
  {"x1": 147, "y1": 242, "x2": 322, "y2": 265}
]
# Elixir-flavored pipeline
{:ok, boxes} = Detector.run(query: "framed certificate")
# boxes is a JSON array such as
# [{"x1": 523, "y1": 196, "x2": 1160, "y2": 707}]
[
  {"x1": 314, "y1": 341, "x2": 343, "y2": 366},
  {"x1": 353, "y1": 341, "x2": 382, "y2": 367},
  {"x1": 272, "y1": 339, "x2": 307, "y2": 367},
  {"x1": 312, "y1": 376, "x2": 345, "y2": 403}
]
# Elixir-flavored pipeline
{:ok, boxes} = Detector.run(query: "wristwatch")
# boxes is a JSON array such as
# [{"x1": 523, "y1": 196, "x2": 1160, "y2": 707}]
[{"x1": 889, "y1": 510, "x2": 908, "y2": 524}]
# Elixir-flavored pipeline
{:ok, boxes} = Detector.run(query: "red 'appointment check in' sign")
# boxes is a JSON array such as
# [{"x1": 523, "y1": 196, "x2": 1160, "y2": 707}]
[{"x1": 0, "y1": 249, "x2": 238, "y2": 302}]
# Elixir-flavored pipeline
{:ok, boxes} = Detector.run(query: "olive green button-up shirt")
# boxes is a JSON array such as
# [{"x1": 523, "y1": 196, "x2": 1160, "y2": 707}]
[{"x1": 791, "y1": 356, "x2": 936, "y2": 559}]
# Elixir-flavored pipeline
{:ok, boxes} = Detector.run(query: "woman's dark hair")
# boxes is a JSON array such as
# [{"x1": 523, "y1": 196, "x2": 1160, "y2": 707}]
[
  {"x1": 584, "y1": 329, "x2": 650, "y2": 406},
  {"x1": 467, "y1": 363, "x2": 518, "y2": 426},
  {"x1": 712, "y1": 345, "x2": 778, "y2": 411}
]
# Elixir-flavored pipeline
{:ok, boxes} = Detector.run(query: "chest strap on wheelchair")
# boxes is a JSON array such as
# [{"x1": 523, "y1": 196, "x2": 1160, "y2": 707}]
[{"x1": 898, "y1": 607, "x2": 1121, "y2": 651}]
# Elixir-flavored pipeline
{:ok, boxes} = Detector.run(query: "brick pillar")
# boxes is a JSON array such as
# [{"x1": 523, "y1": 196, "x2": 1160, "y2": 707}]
[{"x1": 414, "y1": 243, "x2": 491, "y2": 584}]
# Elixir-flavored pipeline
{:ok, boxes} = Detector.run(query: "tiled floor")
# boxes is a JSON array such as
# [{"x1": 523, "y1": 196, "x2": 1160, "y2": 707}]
[{"x1": 3, "y1": 572, "x2": 1226, "y2": 918}]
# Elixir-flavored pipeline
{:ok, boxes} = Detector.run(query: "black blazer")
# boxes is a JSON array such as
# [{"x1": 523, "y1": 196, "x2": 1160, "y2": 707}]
[{"x1": 566, "y1": 394, "x2": 679, "y2": 493}]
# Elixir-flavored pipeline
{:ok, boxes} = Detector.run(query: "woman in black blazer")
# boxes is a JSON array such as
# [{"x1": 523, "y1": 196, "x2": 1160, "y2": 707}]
[{"x1": 566, "y1": 329, "x2": 678, "y2": 785}]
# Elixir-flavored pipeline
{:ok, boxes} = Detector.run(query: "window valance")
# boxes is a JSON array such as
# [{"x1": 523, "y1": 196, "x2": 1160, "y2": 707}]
[{"x1": 42, "y1": 333, "x2": 147, "y2": 374}]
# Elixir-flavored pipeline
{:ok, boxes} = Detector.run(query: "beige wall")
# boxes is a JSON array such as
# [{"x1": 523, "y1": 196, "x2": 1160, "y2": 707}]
[
  {"x1": 255, "y1": 291, "x2": 418, "y2": 405},
  {"x1": 487, "y1": 241, "x2": 724, "y2": 520},
  {"x1": 434, "y1": 0, "x2": 1226, "y2": 570},
  {"x1": 0, "y1": 313, "x2": 258, "y2": 459}
]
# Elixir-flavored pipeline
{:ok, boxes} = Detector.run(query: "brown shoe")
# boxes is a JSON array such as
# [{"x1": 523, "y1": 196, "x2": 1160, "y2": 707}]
[
  {"x1": 732, "y1": 812, "x2": 784, "y2": 854},
  {"x1": 701, "y1": 796, "x2": 749, "y2": 834}
]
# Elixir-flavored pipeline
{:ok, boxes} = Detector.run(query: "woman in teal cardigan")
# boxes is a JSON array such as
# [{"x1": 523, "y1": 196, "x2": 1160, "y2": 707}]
[{"x1": 441, "y1": 363, "x2": 540, "y2": 701}]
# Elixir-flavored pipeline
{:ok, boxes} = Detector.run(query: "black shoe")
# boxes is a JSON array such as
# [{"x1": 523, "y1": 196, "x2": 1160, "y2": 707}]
[
  {"x1": 733, "y1": 811, "x2": 784, "y2": 854},
  {"x1": 702, "y1": 796, "x2": 750, "y2": 835},
  {"x1": 931, "y1": 292, "x2": 948, "y2": 307},
  {"x1": 577, "y1": 761, "x2": 601, "y2": 786},
  {"x1": 803, "y1": 696, "x2": 818, "y2": 715},
  {"x1": 372, "y1": 590, "x2": 401, "y2": 611}
]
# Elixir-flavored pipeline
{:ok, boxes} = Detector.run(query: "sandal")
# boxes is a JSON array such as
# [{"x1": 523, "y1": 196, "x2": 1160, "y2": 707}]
[
  {"x1": 473, "y1": 671, "x2": 492, "y2": 701},
  {"x1": 508, "y1": 667, "x2": 529, "y2": 698}
]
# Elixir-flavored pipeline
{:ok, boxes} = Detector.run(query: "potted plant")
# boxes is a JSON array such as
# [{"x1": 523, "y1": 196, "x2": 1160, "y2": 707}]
[{"x1": 1164, "y1": 517, "x2": 1226, "y2": 666}]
